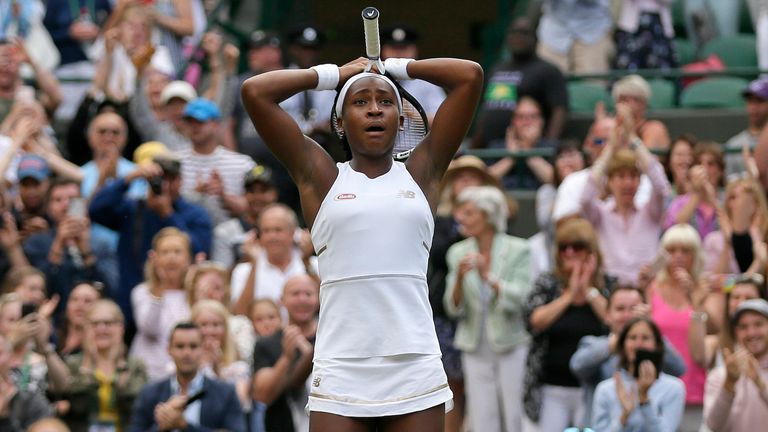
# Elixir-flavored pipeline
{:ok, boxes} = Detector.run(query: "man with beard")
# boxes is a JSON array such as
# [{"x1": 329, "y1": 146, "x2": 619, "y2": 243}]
[
  {"x1": 704, "y1": 299, "x2": 768, "y2": 431},
  {"x1": 128, "y1": 323, "x2": 245, "y2": 432}
]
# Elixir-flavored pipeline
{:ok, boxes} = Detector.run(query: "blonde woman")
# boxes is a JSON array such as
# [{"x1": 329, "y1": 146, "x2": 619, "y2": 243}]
[
  {"x1": 647, "y1": 224, "x2": 719, "y2": 431},
  {"x1": 191, "y1": 300, "x2": 250, "y2": 411},
  {"x1": 60, "y1": 300, "x2": 147, "y2": 432},
  {"x1": 186, "y1": 261, "x2": 255, "y2": 363},
  {"x1": 705, "y1": 178, "x2": 768, "y2": 275},
  {"x1": 129, "y1": 227, "x2": 192, "y2": 380}
]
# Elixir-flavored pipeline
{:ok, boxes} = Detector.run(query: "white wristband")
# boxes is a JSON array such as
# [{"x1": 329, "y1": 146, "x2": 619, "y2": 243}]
[
  {"x1": 383, "y1": 58, "x2": 414, "y2": 80},
  {"x1": 310, "y1": 64, "x2": 339, "y2": 90}
]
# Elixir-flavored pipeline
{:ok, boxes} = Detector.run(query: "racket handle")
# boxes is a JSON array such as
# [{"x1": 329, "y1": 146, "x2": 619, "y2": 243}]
[{"x1": 362, "y1": 7, "x2": 380, "y2": 60}]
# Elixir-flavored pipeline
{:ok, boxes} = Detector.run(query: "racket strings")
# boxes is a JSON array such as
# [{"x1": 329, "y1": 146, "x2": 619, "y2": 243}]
[{"x1": 394, "y1": 97, "x2": 427, "y2": 155}]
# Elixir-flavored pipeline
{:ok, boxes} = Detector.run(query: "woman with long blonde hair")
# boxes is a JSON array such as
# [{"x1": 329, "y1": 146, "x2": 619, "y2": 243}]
[
  {"x1": 191, "y1": 299, "x2": 250, "y2": 411},
  {"x1": 129, "y1": 227, "x2": 192, "y2": 380},
  {"x1": 186, "y1": 261, "x2": 256, "y2": 364}
]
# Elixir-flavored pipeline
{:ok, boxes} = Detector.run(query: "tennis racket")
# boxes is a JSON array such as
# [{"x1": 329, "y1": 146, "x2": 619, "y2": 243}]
[{"x1": 331, "y1": 7, "x2": 429, "y2": 161}]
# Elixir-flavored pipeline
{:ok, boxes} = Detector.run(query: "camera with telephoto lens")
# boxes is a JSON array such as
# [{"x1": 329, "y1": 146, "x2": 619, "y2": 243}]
[
  {"x1": 148, "y1": 175, "x2": 163, "y2": 195},
  {"x1": 148, "y1": 158, "x2": 181, "y2": 195}
]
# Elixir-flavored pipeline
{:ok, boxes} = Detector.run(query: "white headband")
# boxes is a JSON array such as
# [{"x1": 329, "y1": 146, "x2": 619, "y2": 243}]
[{"x1": 334, "y1": 72, "x2": 402, "y2": 118}]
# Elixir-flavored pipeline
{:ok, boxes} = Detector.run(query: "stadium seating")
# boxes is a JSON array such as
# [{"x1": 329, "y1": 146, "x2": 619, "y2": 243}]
[
  {"x1": 679, "y1": 76, "x2": 749, "y2": 108},
  {"x1": 700, "y1": 34, "x2": 758, "y2": 68},
  {"x1": 567, "y1": 81, "x2": 610, "y2": 113},
  {"x1": 647, "y1": 79, "x2": 677, "y2": 110}
]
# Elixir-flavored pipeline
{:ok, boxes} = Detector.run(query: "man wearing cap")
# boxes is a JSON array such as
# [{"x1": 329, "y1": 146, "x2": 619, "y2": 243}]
[
  {"x1": 89, "y1": 144, "x2": 212, "y2": 332},
  {"x1": 381, "y1": 24, "x2": 446, "y2": 121},
  {"x1": 726, "y1": 78, "x2": 768, "y2": 179},
  {"x1": 212, "y1": 165, "x2": 278, "y2": 268},
  {"x1": 12, "y1": 155, "x2": 53, "y2": 240},
  {"x1": 129, "y1": 79, "x2": 197, "y2": 152},
  {"x1": 704, "y1": 298, "x2": 768, "y2": 431},
  {"x1": 177, "y1": 98, "x2": 254, "y2": 226},
  {"x1": 24, "y1": 177, "x2": 115, "y2": 322}
]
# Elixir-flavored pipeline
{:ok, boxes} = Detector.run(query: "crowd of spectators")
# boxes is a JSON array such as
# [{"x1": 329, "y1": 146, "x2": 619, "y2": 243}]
[{"x1": 0, "y1": 1, "x2": 766, "y2": 432}]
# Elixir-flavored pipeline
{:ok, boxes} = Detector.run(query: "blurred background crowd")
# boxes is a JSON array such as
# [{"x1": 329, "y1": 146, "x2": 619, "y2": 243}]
[{"x1": 1, "y1": 0, "x2": 768, "y2": 432}]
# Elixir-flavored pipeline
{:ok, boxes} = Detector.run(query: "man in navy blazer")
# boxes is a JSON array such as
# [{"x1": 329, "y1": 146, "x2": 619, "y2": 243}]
[{"x1": 128, "y1": 322, "x2": 246, "y2": 432}]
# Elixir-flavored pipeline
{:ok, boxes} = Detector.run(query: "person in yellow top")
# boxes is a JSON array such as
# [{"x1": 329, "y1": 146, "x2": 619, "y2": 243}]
[{"x1": 59, "y1": 299, "x2": 147, "y2": 432}]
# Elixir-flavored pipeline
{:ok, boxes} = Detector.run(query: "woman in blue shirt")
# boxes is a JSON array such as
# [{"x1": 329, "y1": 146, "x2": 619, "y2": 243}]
[{"x1": 592, "y1": 316, "x2": 685, "y2": 431}]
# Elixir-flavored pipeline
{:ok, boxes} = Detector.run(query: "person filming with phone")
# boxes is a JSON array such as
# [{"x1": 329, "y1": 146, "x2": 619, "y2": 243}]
[
  {"x1": 128, "y1": 322, "x2": 246, "y2": 432},
  {"x1": 23, "y1": 178, "x2": 114, "y2": 322},
  {"x1": 592, "y1": 317, "x2": 685, "y2": 431}
]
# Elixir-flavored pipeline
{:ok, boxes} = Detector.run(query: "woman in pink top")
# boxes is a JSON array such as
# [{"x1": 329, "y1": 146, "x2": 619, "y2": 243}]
[
  {"x1": 664, "y1": 143, "x2": 725, "y2": 240},
  {"x1": 648, "y1": 223, "x2": 720, "y2": 431}
]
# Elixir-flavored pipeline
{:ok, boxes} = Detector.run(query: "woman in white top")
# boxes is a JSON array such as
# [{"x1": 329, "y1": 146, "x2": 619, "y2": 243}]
[
  {"x1": 129, "y1": 227, "x2": 192, "y2": 380},
  {"x1": 241, "y1": 50, "x2": 483, "y2": 430}
]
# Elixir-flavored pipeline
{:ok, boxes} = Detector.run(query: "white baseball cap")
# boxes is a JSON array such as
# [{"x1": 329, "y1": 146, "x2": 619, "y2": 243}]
[{"x1": 160, "y1": 81, "x2": 197, "y2": 105}]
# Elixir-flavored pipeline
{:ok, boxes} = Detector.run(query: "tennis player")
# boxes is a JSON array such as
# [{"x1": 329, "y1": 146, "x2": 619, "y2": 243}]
[{"x1": 241, "y1": 54, "x2": 483, "y2": 431}]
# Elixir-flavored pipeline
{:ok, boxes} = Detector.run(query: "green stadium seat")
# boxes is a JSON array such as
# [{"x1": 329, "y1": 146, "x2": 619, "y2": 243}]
[
  {"x1": 567, "y1": 81, "x2": 609, "y2": 113},
  {"x1": 648, "y1": 79, "x2": 677, "y2": 110},
  {"x1": 700, "y1": 34, "x2": 757, "y2": 67},
  {"x1": 679, "y1": 77, "x2": 749, "y2": 108},
  {"x1": 674, "y1": 38, "x2": 697, "y2": 66}
]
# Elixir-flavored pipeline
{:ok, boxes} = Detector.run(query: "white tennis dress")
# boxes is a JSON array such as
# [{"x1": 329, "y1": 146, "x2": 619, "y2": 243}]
[{"x1": 308, "y1": 161, "x2": 452, "y2": 417}]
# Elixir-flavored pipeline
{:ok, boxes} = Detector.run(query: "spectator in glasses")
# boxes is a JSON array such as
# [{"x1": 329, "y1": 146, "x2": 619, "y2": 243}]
[
  {"x1": 487, "y1": 96, "x2": 554, "y2": 190},
  {"x1": 523, "y1": 218, "x2": 611, "y2": 430},
  {"x1": 59, "y1": 299, "x2": 147, "y2": 432}
]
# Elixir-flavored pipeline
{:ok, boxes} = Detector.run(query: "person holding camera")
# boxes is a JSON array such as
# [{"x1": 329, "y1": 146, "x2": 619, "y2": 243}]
[
  {"x1": 88, "y1": 143, "x2": 212, "y2": 339},
  {"x1": 592, "y1": 317, "x2": 685, "y2": 431},
  {"x1": 22, "y1": 178, "x2": 115, "y2": 322}
]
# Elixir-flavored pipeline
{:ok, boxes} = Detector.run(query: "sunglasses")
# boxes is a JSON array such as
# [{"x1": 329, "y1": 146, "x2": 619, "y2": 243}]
[{"x1": 558, "y1": 240, "x2": 589, "y2": 253}]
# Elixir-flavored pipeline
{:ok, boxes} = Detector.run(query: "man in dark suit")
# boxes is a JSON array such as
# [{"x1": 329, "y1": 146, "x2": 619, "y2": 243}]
[{"x1": 128, "y1": 322, "x2": 245, "y2": 432}]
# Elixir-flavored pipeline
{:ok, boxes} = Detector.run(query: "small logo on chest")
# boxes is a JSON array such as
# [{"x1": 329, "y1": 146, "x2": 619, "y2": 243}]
[
  {"x1": 334, "y1": 193, "x2": 357, "y2": 201},
  {"x1": 313, "y1": 376, "x2": 321, "y2": 387},
  {"x1": 397, "y1": 190, "x2": 416, "y2": 199}
]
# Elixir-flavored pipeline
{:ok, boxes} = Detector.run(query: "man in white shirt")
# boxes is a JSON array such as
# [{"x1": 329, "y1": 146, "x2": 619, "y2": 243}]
[
  {"x1": 177, "y1": 98, "x2": 255, "y2": 225},
  {"x1": 230, "y1": 204, "x2": 317, "y2": 315}
]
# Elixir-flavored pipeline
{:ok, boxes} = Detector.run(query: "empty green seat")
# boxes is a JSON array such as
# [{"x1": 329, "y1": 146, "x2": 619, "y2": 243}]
[
  {"x1": 648, "y1": 79, "x2": 677, "y2": 110},
  {"x1": 679, "y1": 77, "x2": 749, "y2": 108},
  {"x1": 673, "y1": 38, "x2": 697, "y2": 66},
  {"x1": 700, "y1": 34, "x2": 757, "y2": 67},
  {"x1": 567, "y1": 81, "x2": 609, "y2": 113}
]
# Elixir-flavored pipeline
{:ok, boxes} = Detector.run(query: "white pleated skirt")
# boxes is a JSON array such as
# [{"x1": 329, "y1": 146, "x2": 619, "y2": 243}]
[{"x1": 307, "y1": 353, "x2": 454, "y2": 417}]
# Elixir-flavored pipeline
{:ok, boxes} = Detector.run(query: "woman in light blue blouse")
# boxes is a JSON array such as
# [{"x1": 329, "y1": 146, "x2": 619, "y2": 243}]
[{"x1": 592, "y1": 317, "x2": 685, "y2": 432}]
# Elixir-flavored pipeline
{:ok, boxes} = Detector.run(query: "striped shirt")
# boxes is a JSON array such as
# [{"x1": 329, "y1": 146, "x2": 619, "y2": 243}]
[{"x1": 178, "y1": 146, "x2": 255, "y2": 225}]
